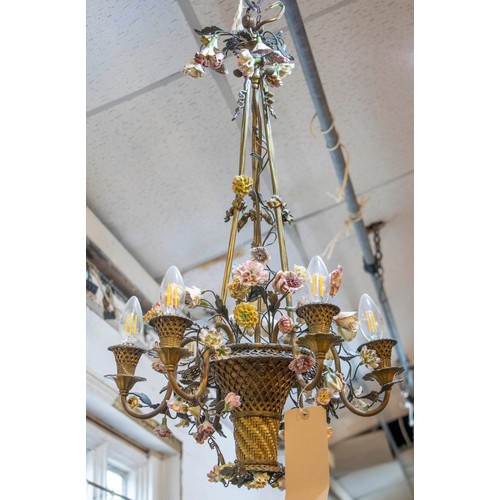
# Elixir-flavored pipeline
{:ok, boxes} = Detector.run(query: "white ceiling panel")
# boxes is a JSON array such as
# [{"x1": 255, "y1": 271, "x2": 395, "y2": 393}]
[
  {"x1": 87, "y1": 73, "x2": 244, "y2": 279},
  {"x1": 87, "y1": 0, "x2": 193, "y2": 110}
]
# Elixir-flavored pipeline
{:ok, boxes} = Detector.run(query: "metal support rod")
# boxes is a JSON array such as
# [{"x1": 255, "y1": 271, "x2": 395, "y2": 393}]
[{"x1": 284, "y1": 0, "x2": 413, "y2": 392}]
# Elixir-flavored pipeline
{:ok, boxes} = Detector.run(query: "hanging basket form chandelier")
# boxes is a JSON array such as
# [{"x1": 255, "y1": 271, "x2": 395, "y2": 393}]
[{"x1": 105, "y1": 1, "x2": 404, "y2": 491}]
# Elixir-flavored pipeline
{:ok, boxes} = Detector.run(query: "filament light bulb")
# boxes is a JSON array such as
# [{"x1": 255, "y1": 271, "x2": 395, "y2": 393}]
[
  {"x1": 160, "y1": 265, "x2": 186, "y2": 315},
  {"x1": 119, "y1": 296, "x2": 144, "y2": 344},
  {"x1": 306, "y1": 255, "x2": 329, "y2": 303},
  {"x1": 358, "y1": 293, "x2": 383, "y2": 341}
]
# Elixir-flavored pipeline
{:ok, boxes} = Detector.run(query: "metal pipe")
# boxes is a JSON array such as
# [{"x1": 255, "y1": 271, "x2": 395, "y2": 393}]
[{"x1": 284, "y1": 0, "x2": 413, "y2": 392}]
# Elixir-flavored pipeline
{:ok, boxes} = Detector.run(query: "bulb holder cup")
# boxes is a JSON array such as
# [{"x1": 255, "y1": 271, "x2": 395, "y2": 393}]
[
  {"x1": 149, "y1": 314, "x2": 193, "y2": 348},
  {"x1": 154, "y1": 346, "x2": 191, "y2": 371},
  {"x1": 357, "y1": 338, "x2": 398, "y2": 369},
  {"x1": 296, "y1": 333, "x2": 343, "y2": 360},
  {"x1": 296, "y1": 303, "x2": 340, "y2": 334},
  {"x1": 363, "y1": 367, "x2": 405, "y2": 387},
  {"x1": 108, "y1": 344, "x2": 147, "y2": 376},
  {"x1": 105, "y1": 374, "x2": 146, "y2": 396}
]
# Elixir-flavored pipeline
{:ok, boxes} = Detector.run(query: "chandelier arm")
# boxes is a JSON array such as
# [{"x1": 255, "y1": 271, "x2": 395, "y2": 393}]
[
  {"x1": 339, "y1": 388, "x2": 391, "y2": 417},
  {"x1": 331, "y1": 346, "x2": 392, "y2": 417},
  {"x1": 220, "y1": 79, "x2": 252, "y2": 305},
  {"x1": 166, "y1": 349, "x2": 211, "y2": 402},
  {"x1": 270, "y1": 323, "x2": 280, "y2": 343},
  {"x1": 216, "y1": 322, "x2": 236, "y2": 344},
  {"x1": 260, "y1": 82, "x2": 294, "y2": 320},
  {"x1": 299, "y1": 357, "x2": 325, "y2": 391},
  {"x1": 254, "y1": 1, "x2": 285, "y2": 31},
  {"x1": 119, "y1": 384, "x2": 173, "y2": 420}
]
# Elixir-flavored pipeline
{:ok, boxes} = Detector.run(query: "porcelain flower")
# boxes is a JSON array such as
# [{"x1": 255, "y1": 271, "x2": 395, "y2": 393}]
[
  {"x1": 246, "y1": 472, "x2": 270, "y2": 489},
  {"x1": 213, "y1": 344, "x2": 231, "y2": 360},
  {"x1": 168, "y1": 398, "x2": 189, "y2": 413},
  {"x1": 224, "y1": 392, "x2": 242, "y2": 412},
  {"x1": 152, "y1": 359, "x2": 168, "y2": 374},
  {"x1": 227, "y1": 277, "x2": 250, "y2": 301},
  {"x1": 237, "y1": 49, "x2": 255, "y2": 77},
  {"x1": 288, "y1": 354, "x2": 315, "y2": 374},
  {"x1": 233, "y1": 260, "x2": 269, "y2": 286},
  {"x1": 324, "y1": 371, "x2": 344, "y2": 394},
  {"x1": 127, "y1": 396, "x2": 139, "y2": 409},
  {"x1": 359, "y1": 345, "x2": 380, "y2": 369},
  {"x1": 185, "y1": 286, "x2": 202, "y2": 307},
  {"x1": 293, "y1": 265, "x2": 309, "y2": 280},
  {"x1": 316, "y1": 387, "x2": 334, "y2": 406},
  {"x1": 334, "y1": 311, "x2": 359, "y2": 342},
  {"x1": 200, "y1": 328, "x2": 225, "y2": 348},
  {"x1": 207, "y1": 465, "x2": 223, "y2": 483},
  {"x1": 232, "y1": 174, "x2": 253, "y2": 197},
  {"x1": 351, "y1": 398, "x2": 370, "y2": 411},
  {"x1": 234, "y1": 302, "x2": 259, "y2": 328},
  {"x1": 250, "y1": 245, "x2": 270, "y2": 264},
  {"x1": 329, "y1": 265, "x2": 343, "y2": 297},
  {"x1": 272, "y1": 270, "x2": 304, "y2": 293},
  {"x1": 195, "y1": 421, "x2": 216, "y2": 444},
  {"x1": 154, "y1": 419, "x2": 172, "y2": 438},
  {"x1": 182, "y1": 60, "x2": 206, "y2": 79},
  {"x1": 277, "y1": 315, "x2": 293, "y2": 334},
  {"x1": 267, "y1": 50, "x2": 291, "y2": 64}
]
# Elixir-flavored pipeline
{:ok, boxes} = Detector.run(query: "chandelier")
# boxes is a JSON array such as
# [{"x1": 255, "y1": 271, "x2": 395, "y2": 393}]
[{"x1": 105, "y1": 1, "x2": 404, "y2": 491}]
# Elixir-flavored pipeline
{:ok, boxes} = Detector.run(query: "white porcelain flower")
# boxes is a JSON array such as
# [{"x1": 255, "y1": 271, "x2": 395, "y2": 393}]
[
  {"x1": 237, "y1": 49, "x2": 255, "y2": 77},
  {"x1": 182, "y1": 61, "x2": 206, "y2": 79}
]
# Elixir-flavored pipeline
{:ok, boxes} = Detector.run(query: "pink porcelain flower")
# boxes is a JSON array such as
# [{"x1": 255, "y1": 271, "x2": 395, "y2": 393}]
[
  {"x1": 329, "y1": 265, "x2": 343, "y2": 297},
  {"x1": 152, "y1": 359, "x2": 168, "y2": 374},
  {"x1": 277, "y1": 316, "x2": 293, "y2": 334},
  {"x1": 233, "y1": 260, "x2": 269, "y2": 286},
  {"x1": 153, "y1": 420, "x2": 172, "y2": 439},
  {"x1": 195, "y1": 421, "x2": 216, "y2": 444},
  {"x1": 272, "y1": 270, "x2": 304, "y2": 294},
  {"x1": 224, "y1": 392, "x2": 242, "y2": 412},
  {"x1": 288, "y1": 355, "x2": 315, "y2": 374}
]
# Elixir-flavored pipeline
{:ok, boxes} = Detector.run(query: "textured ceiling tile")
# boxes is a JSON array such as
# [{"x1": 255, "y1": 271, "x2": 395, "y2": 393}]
[
  {"x1": 87, "y1": 0, "x2": 194, "y2": 109},
  {"x1": 87, "y1": 74, "x2": 243, "y2": 279}
]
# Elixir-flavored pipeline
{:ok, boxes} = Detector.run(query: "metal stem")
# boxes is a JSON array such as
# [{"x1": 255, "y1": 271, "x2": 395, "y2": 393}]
[
  {"x1": 284, "y1": 0, "x2": 413, "y2": 393},
  {"x1": 220, "y1": 79, "x2": 251, "y2": 304},
  {"x1": 260, "y1": 83, "x2": 294, "y2": 319}
]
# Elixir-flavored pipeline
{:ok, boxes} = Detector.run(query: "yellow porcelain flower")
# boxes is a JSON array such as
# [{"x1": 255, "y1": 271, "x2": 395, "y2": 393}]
[
  {"x1": 246, "y1": 472, "x2": 270, "y2": 489},
  {"x1": 227, "y1": 277, "x2": 250, "y2": 300},
  {"x1": 316, "y1": 387, "x2": 333, "y2": 406},
  {"x1": 232, "y1": 175, "x2": 253, "y2": 197},
  {"x1": 127, "y1": 396, "x2": 139, "y2": 409},
  {"x1": 234, "y1": 302, "x2": 259, "y2": 328}
]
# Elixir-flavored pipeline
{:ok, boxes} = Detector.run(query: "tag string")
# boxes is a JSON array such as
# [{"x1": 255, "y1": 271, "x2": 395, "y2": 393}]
[{"x1": 322, "y1": 198, "x2": 367, "y2": 261}]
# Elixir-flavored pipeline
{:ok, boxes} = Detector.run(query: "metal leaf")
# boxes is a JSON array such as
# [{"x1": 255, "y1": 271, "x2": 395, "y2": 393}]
[{"x1": 130, "y1": 392, "x2": 153, "y2": 407}]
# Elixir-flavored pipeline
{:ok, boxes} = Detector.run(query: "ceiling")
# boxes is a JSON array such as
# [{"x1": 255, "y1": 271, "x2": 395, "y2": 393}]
[{"x1": 86, "y1": 0, "x2": 413, "y2": 493}]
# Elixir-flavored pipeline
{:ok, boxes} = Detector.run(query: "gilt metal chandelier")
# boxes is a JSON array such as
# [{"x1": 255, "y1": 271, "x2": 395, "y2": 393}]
[{"x1": 105, "y1": 1, "x2": 404, "y2": 491}]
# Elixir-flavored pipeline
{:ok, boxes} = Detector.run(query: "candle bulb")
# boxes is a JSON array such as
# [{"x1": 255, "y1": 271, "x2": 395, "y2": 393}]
[
  {"x1": 118, "y1": 296, "x2": 144, "y2": 344},
  {"x1": 160, "y1": 265, "x2": 186, "y2": 315},
  {"x1": 305, "y1": 255, "x2": 330, "y2": 303},
  {"x1": 358, "y1": 293, "x2": 384, "y2": 341}
]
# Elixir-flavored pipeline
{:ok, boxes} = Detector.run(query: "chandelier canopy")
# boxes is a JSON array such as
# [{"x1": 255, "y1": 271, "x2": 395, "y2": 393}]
[{"x1": 106, "y1": 1, "x2": 404, "y2": 491}]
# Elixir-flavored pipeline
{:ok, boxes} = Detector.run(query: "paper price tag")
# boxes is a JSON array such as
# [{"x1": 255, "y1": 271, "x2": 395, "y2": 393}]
[{"x1": 284, "y1": 406, "x2": 330, "y2": 500}]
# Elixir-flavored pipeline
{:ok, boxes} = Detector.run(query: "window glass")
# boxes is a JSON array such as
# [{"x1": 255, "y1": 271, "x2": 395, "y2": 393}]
[{"x1": 107, "y1": 468, "x2": 126, "y2": 496}]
